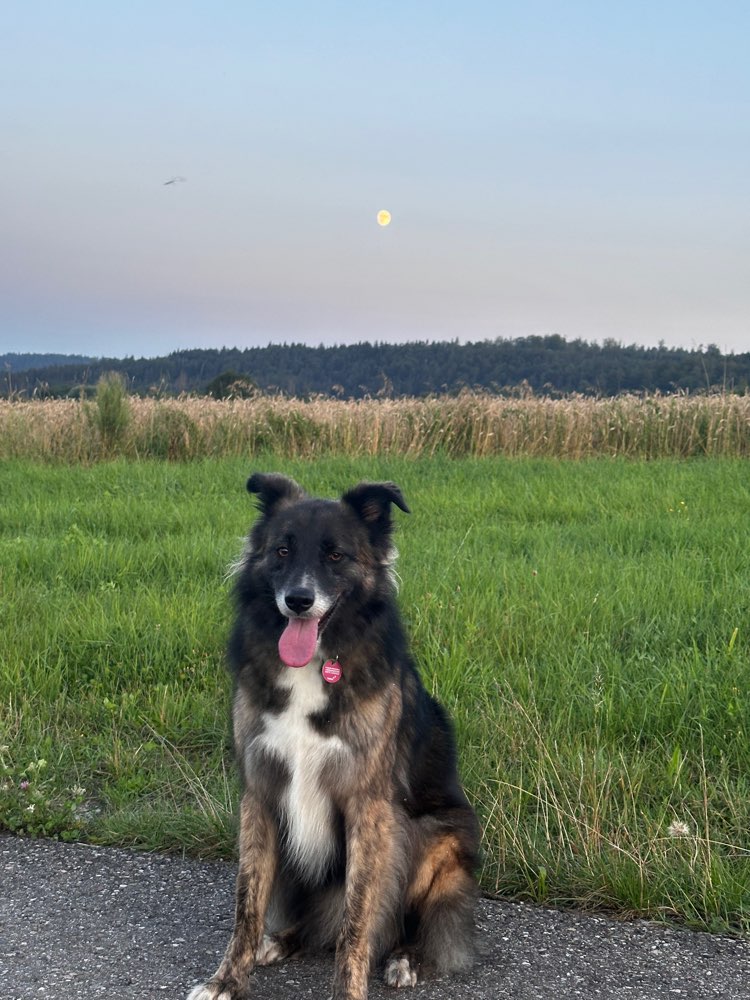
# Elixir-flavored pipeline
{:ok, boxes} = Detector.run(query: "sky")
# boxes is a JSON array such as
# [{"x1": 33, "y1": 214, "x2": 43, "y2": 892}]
[{"x1": 2, "y1": 1, "x2": 749, "y2": 358}]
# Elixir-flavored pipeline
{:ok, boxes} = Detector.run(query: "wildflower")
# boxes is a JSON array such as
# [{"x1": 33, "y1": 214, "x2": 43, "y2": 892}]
[
  {"x1": 667, "y1": 820, "x2": 691, "y2": 839},
  {"x1": 26, "y1": 803, "x2": 35, "y2": 813},
  {"x1": 19, "y1": 780, "x2": 30, "y2": 791}
]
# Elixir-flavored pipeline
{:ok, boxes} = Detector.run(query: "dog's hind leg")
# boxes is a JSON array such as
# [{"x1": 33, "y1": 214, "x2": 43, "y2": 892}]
[
  {"x1": 383, "y1": 952, "x2": 419, "y2": 988},
  {"x1": 254, "y1": 925, "x2": 302, "y2": 966},
  {"x1": 187, "y1": 790, "x2": 278, "y2": 1000},
  {"x1": 386, "y1": 821, "x2": 478, "y2": 986}
]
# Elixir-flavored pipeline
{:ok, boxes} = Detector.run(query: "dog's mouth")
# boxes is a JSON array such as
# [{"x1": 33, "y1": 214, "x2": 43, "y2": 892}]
[{"x1": 278, "y1": 600, "x2": 338, "y2": 668}]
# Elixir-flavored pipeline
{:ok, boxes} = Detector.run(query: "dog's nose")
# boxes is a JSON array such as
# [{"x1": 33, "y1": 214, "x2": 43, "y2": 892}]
[{"x1": 285, "y1": 587, "x2": 315, "y2": 614}]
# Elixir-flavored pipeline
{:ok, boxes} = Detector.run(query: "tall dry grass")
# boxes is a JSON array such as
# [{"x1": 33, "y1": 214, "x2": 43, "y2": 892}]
[{"x1": 1, "y1": 390, "x2": 749, "y2": 461}]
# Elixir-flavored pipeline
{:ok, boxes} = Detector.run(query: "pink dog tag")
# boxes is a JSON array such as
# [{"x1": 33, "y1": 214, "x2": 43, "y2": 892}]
[{"x1": 322, "y1": 659, "x2": 342, "y2": 684}]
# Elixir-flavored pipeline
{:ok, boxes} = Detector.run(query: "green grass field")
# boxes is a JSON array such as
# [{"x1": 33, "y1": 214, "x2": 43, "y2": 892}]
[{"x1": 1, "y1": 456, "x2": 748, "y2": 932}]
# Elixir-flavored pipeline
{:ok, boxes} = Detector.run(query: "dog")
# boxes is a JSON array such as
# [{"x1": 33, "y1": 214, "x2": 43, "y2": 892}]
[{"x1": 188, "y1": 473, "x2": 480, "y2": 1000}]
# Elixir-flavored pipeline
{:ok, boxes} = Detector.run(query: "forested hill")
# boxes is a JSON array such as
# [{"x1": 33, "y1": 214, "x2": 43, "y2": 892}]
[
  {"x1": 3, "y1": 337, "x2": 749, "y2": 398},
  {"x1": 2, "y1": 352, "x2": 96, "y2": 373}
]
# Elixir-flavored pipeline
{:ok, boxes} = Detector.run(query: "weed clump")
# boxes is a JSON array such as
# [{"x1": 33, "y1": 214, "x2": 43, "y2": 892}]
[{"x1": 87, "y1": 372, "x2": 132, "y2": 455}]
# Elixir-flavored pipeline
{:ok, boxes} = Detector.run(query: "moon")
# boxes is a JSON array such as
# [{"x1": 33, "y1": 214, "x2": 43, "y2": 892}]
[{"x1": 377, "y1": 209, "x2": 391, "y2": 227}]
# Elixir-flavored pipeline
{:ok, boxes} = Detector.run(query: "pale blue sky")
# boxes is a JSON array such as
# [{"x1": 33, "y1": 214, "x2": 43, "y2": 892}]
[{"x1": 2, "y1": 1, "x2": 748, "y2": 357}]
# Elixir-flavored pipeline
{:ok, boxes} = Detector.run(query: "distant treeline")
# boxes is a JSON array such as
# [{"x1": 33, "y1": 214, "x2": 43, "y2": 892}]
[{"x1": 3, "y1": 336, "x2": 749, "y2": 398}]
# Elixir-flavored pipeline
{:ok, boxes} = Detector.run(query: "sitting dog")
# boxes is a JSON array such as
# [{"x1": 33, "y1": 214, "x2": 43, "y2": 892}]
[{"x1": 188, "y1": 474, "x2": 480, "y2": 1000}]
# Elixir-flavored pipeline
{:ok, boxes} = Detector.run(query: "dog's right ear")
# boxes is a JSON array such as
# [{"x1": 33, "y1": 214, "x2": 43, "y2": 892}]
[{"x1": 246, "y1": 473, "x2": 305, "y2": 515}]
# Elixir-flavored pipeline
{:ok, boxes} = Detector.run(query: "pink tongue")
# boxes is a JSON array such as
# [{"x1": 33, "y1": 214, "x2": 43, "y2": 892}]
[{"x1": 278, "y1": 617, "x2": 320, "y2": 667}]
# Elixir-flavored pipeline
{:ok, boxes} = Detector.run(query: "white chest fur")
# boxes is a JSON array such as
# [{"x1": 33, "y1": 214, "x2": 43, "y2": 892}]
[{"x1": 252, "y1": 657, "x2": 347, "y2": 882}]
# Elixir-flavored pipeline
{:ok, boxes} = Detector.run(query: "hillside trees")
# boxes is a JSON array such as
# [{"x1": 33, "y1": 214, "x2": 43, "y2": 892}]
[{"x1": 3, "y1": 337, "x2": 748, "y2": 398}]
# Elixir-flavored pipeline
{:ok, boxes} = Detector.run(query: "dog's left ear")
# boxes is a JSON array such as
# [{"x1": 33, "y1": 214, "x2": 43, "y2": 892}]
[{"x1": 342, "y1": 481, "x2": 410, "y2": 539}]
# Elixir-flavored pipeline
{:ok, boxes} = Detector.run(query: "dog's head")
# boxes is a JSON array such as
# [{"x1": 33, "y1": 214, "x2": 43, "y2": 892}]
[{"x1": 242, "y1": 473, "x2": 410, "y2": 666}]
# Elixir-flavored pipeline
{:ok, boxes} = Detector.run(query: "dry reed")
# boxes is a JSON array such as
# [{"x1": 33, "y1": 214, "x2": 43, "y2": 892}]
[{"x1": 1, "y1": 391, "x2": 749, "y2": 462}]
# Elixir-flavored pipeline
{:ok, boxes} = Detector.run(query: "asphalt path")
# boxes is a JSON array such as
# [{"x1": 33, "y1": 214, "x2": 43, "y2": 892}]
[{"x1": 1, "y1": 836, "x2": 748, "y2": 1000}]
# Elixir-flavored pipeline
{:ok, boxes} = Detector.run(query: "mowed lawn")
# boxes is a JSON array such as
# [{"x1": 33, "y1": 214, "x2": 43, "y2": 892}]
[{"x1": 1, "y1": 456, "x2": 748, "y2": 931}]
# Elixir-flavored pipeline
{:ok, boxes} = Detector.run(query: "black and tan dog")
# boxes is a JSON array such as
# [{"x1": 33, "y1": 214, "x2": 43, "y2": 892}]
[{"x1": 188, "y1": 474, "x2": 479, "y2": 1000}]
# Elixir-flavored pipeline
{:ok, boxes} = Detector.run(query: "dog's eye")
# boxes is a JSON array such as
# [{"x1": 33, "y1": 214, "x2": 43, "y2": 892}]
[
  {"x1": 277, "y1": 546, "x2": 289, "y2": 558},
  {"x1": 327, "y1": 551, "x2": 343, "y2": 562}
]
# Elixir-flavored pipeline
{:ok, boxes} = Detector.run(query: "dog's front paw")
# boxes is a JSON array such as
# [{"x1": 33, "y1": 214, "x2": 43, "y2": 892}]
[
  {"x1": 187, "y1": 984, "x2": 222, "y2": 1000},
  {"x1": 187, "y1": 975, "x2": 249, "y2": 1000},
  {"x1": 384, "y1": 955, "x2": 418, "y2": 988}
]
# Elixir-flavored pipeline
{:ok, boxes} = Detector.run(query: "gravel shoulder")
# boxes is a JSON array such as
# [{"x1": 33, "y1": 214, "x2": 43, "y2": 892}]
[{"x1": 1, "y1": 836, "x2": 748, "y2": 1000}]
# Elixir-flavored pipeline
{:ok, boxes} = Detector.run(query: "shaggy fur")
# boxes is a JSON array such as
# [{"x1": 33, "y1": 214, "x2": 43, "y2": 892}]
[{"x1": 187, "y1": 474, "x2": 480, "y2": 1000}]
